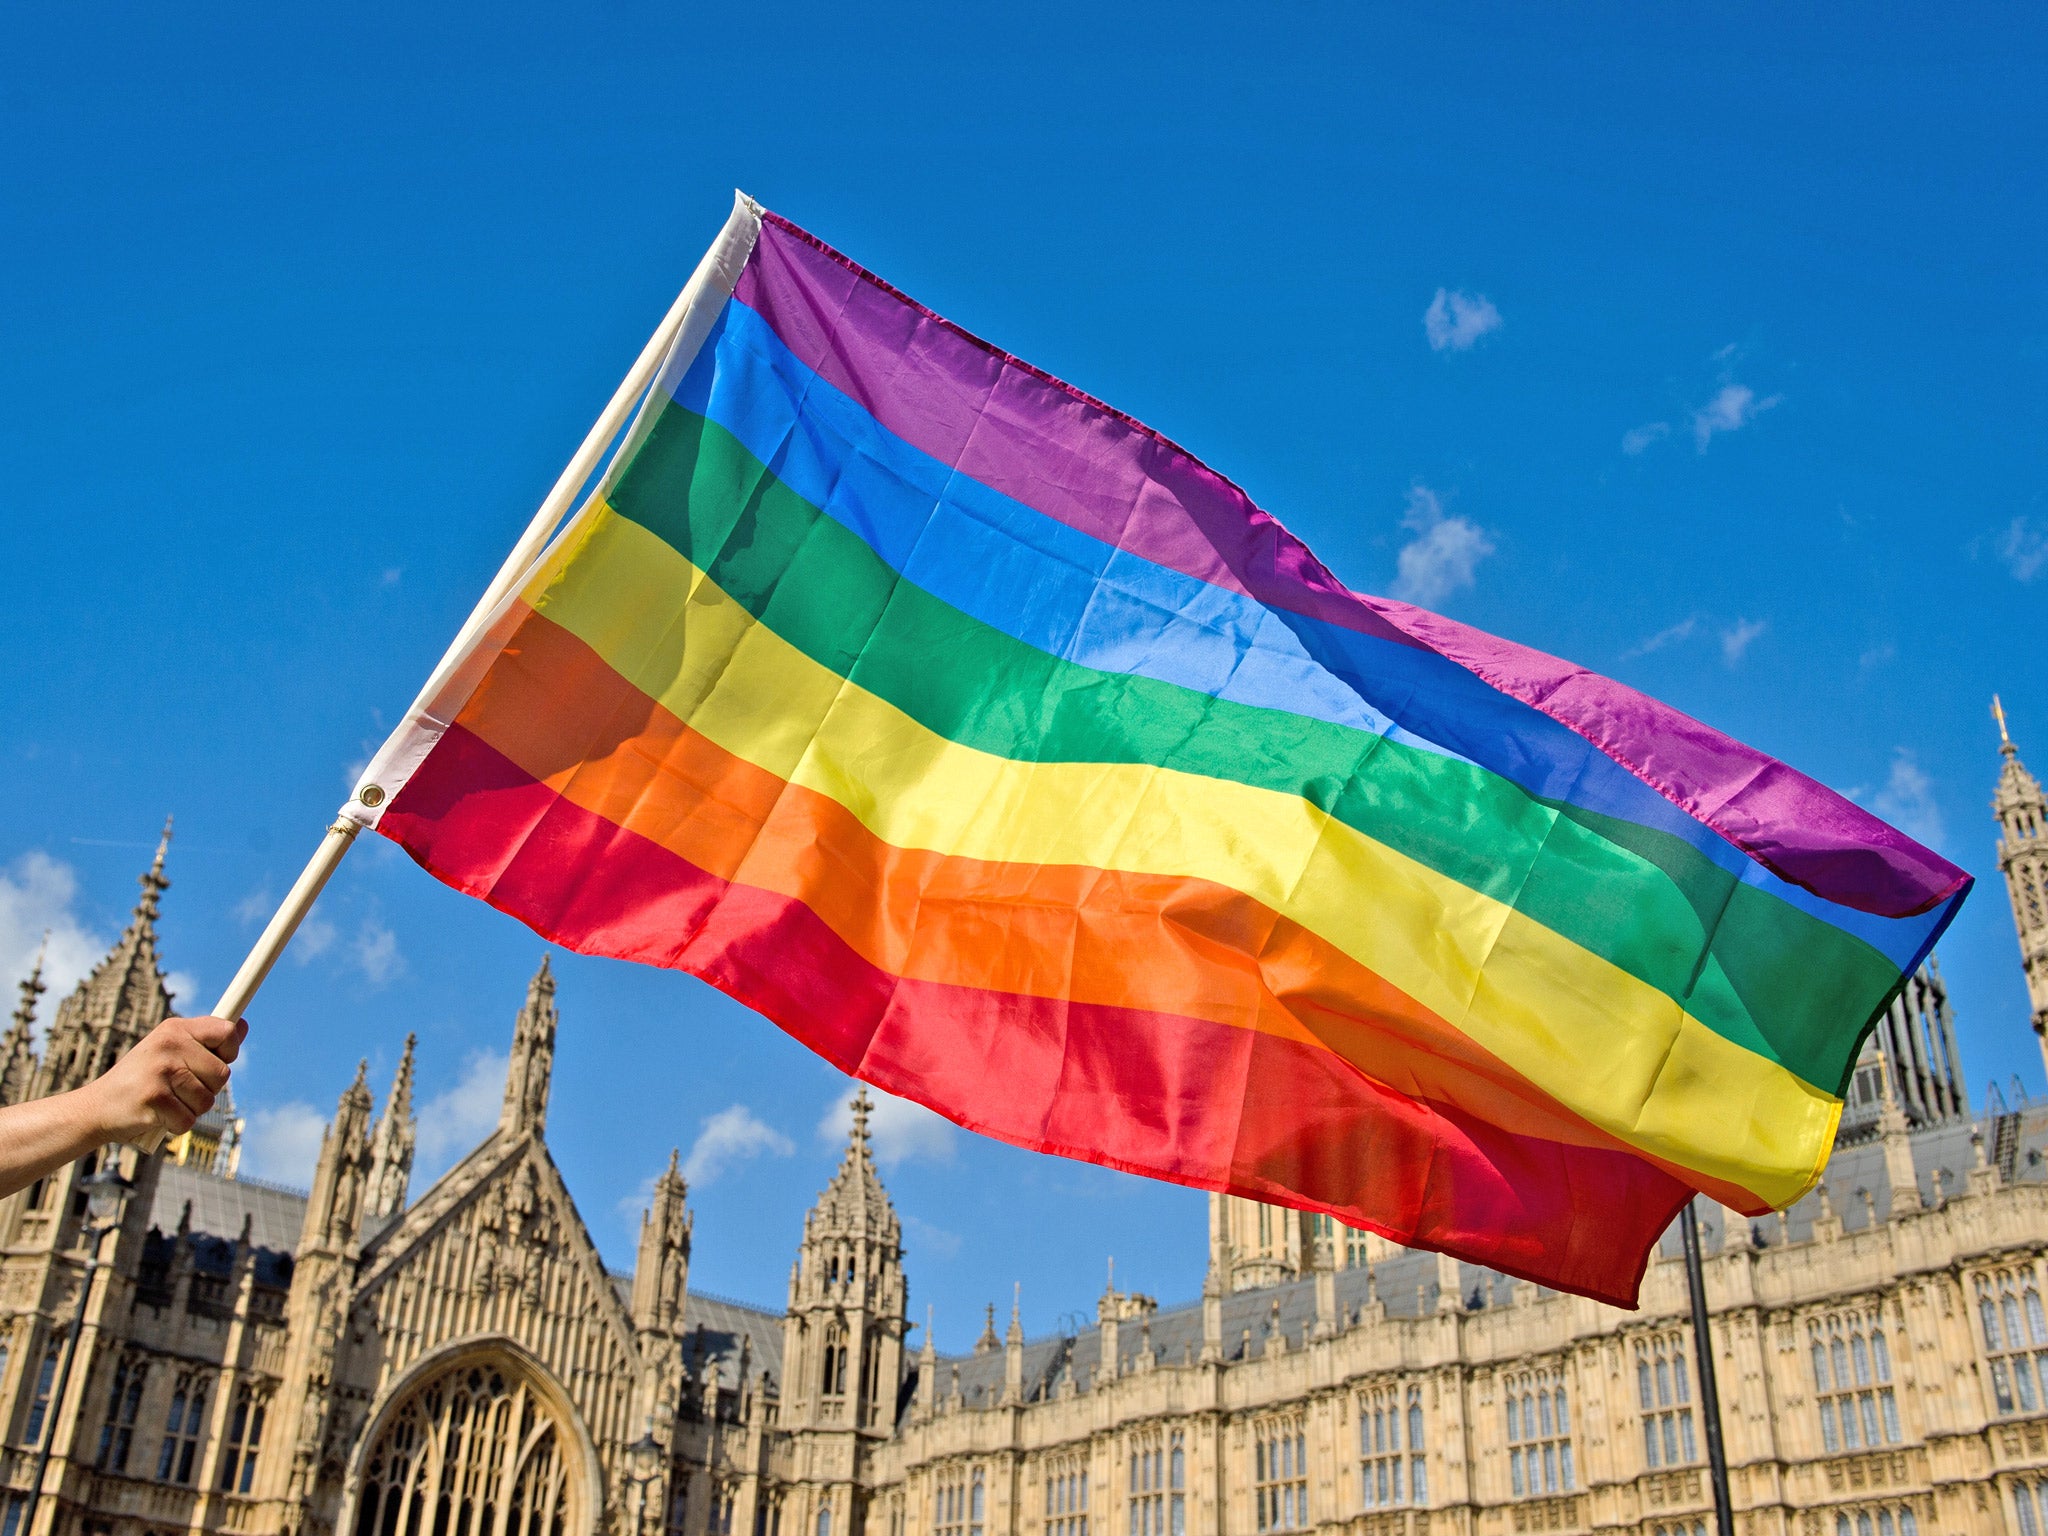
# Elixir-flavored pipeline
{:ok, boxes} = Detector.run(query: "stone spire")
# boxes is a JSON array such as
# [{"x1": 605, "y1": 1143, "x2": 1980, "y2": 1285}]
[
  {"x1": 1003, "y1": 1284, "x2": 1025, "y2": 1403},
  {"x1": 35, "y1": 821, "x2": 175, "y2": 1098},
  {"x1": 632, "y1": 1148, "x2": 692, "y2": 1334},
  {"x1": 1993, "y1": 699, "x2": 2048, "y2": 1074},
  {"x1": 1, "y1": 938, "x2": 45, "y2": 1107},
  {"x1": 363, "y1": 1034, "x2": 416, "y2": 1222},
  {"x1": 500, "y1": 957, "x2": 557, "y2": 1137}
]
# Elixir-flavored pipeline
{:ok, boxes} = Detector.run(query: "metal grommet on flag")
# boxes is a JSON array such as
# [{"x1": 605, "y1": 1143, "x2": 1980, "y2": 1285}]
[{"x1": 358, "y1": 785, "x2": 387, "y2": 808}]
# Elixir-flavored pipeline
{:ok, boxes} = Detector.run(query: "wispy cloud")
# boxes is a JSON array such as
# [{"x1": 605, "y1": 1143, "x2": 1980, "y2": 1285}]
[
  {"x1": 1997, "y1": 517, "x2": 2048, "y2": 583},
  {"x1": 164, "y1": 970, "x2": 199, "y2": 1010},
  {"x1": 415, "y1": 1049, "x2": 507, "y2": 1182},
  {"x1": 241, "y1": 1101, "x2": 327, "y2": 1187},
  {"x1": 1858, "y1": 643, "x2": 1896, "y2": 672},
  {"x1": 353, "y1": 916, "x2": 404, "y2": 986},
  {"x1": 379, "y1": 568, "x2": 403, "y2": 588},
  {"x1": 1691, "y1": 384, "x2": 1781, "y2": 451},
  {"x1": 682, "y1": 1104, "x2": 794, "y2": 1187},
  {"x1": 1720, "y1": 618, "x2": 1768, "y2": 666},
  {"x1": 1423, "y1": 289, "x2": 1502, "y2": 353},
  {"x1": 1621, "y1": 422, "x2": 1670, "y2": 456},
  {"x1": 1623, "y1": 615, "x2": 1699, "y2": 660},
  {"x1": 903, "y1": 1212, "x2": 962, "y2": 1260},
  {"x1": 1874, "y1": 749, "x2": 1944, "y2": 849},
  {"x1": 255, "y1": 889, "x2": 394, "y2": 986},
  {"x1": 0, "y1": 853, "x2": 112, "y2": 1043},
  {"x1": 1390, "y1": 486, "x2": 1494, "y2": 609},
  {"x1": 819, "y1": 1083, "x2": 957, "y2": 1168}
]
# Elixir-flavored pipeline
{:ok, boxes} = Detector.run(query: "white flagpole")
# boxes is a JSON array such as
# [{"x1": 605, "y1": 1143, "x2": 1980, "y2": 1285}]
[{"x1": 137, "y1": 194, "x2": 761, "y2": 1152}]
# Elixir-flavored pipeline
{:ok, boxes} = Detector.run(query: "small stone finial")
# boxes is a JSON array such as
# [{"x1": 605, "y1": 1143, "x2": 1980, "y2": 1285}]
[
  {"x1": 137, "y1": 817, "x2": 173, "y2": 920},
  {"x1": 13, "y1": 933, "x2": 47, "y2": 1030},
  {"x1": 849, "y1": 1087, "x2": 873, "y2": 1156},
  {"x1": 1858, "y1": 1188, "x2": 1877, "y2": 1227},
  {"x1": 1008, "y1": 1282, "x2": 1024, "y2": 1343},
  {"x1": 976, "y1": 1302, "x2": 1000, "y2": 1354}
]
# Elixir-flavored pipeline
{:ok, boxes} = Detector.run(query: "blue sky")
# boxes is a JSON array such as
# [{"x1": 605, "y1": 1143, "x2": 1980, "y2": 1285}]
[{"x1": 3, "y1": 4, "x2": 2043, "y2": 1346}]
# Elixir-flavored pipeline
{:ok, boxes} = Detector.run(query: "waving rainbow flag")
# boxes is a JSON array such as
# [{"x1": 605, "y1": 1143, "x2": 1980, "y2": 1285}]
[{"x1": 352, "y1": 196, "x2": 1967, "y2": 1306}]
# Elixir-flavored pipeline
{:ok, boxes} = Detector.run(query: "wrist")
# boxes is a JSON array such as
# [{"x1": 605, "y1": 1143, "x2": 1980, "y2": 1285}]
[{"x1": 67, "y1": 1080, "x2": 147, "y2": 1147}]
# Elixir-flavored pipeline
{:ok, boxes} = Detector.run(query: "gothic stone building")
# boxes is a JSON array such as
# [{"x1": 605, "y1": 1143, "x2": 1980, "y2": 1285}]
[{"x1": 3, "y1": 733, "x2": 2048, "y2": 1536}]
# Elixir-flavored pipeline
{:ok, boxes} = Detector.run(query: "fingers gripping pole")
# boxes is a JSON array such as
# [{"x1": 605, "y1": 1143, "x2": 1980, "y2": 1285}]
[{"x1": 134, "y1": 818, "x2": 362, "y2": 1154}]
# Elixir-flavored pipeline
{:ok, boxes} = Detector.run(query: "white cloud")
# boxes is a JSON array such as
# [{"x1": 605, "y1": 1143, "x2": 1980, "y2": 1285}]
[
  {"x1": 164, "y1": 971, "x2": 200, "y2": 1011},
  {"x1": 682, "y1": 1104, "x2": 794, "y2": 1187},
  {"x1": 380, "y1": 568, "x2": 403, "y2": 588},
  {"x1": 0, "y1": 853, "x2": 112, "y2": 1041},
  {"x1": 240, "y1": 1100, "x2": 327, "y2": 1188},
  {"x1": 352, "y1": 917, "x2": 404, "y2": 986},
  {"x1": 1390, "y1": 486, "x2": 1494, "y2": 609},
  {"x1": 1874, "y1": 749, "x2": 1944, "y2": 850},
  {"x1": 819, "y1": 1083, "x2": 957, "y2": 1168},
  {"x1": 1720, "y1": 618, "x2": 1768, "y2": 666},
  {"x1": 1997, "y1": 517, "x2": 2048, "y2": 582},
  {"x1": 1859, "y1": 643, "x2": 1897, "y2": 672},
  {"x1": 1423, "y1": 288, "x2": 1503, "y2": 353},
  {"x1": 1622, "y1": 616, "x2": 1699, "y2": 660},
  {"x1": 233, "y1": 886, "x2": 273, "y2": 927},
  {"x1": 415, "y1": 1049, "x2": 507, "y2": 1180},
  {"x1": 1691, "y1": 384, "x2": 1781, "y2": 450},
  {"x1": 1621, "y1": 422, "x2": 1670, "y2": 456}
]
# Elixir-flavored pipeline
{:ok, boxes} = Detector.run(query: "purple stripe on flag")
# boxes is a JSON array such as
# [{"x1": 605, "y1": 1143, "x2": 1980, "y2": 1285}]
[{"x1": 733, "y1": 211, "x2": 1969, "y2": 919}]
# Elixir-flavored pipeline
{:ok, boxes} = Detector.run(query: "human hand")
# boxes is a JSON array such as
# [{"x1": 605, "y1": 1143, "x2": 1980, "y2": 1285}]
[{"x1": 84, "y1": 1015, "x2": 247, "y2": 1143}]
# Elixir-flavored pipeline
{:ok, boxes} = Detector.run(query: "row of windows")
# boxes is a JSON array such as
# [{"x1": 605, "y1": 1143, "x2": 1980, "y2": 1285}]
[
  {"x1": 1638, "y1": 1340, "x2": 1697, "y2": 1470},
  {"x1": 1358, "y1": 1386, "x2": 1426, "y2": 1510},
  {"x1": 1252, "y1": 1421, "x2": 1306, "y2": 1533},
  {"x1": 1129, "y1": 1432, "x2": 1185, "y2": 1536},
  {"x1": 1981, "y1": 1274, "x2": 2048, "y2": 1416},
  {"x1": 1812, "y1": 1317, "x2": 1901, "y2": 1451},
  {"x1": 1505, "y1": 1372, "x2": 1575, "y2": 1497},
  {"x1": 1045, "y1": 1461, "x2": 1088, "y2": 1536},
  {"x1": 935, "y1": 1470, "x2": 984, "y2": 1536},
  {"x1": 0, "y1": 1342, "x2": 264, "y2": 1495},
  {"x1": 1836, "y1": 1508, "x2": 1920, "y2": 1536}
]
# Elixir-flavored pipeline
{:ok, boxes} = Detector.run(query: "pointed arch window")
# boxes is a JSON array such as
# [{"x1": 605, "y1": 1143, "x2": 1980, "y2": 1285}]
[
  {"x1": 96, "y1": 1355, "x2": 148, "y2": 1471},
  {"x1": 352, "y1": 1357, "x2": 578, "y2": 1536},
  {"x1": 156, "y1": 1372, "x2": 209, "y2": 1484},
  {"x1": 217, "y1": 1385, "x2": 268, "y2": 1494},
  {"x1": 22, "y1": 1342, "x2": 61, "y2": 1447}
]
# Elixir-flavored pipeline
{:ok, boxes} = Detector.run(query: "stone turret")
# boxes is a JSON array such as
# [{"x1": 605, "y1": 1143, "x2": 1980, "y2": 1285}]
[
  {"x1": 782, "y1": 1088, "x2": 907, "y2": 1433},
  {"x1": 1994, "y1": 698, "x2": 2048, "y2": 1074},
  {"x1": 33, "y1": 821, "x2": 174, "y2": 1098},
  {"x1": 363, "y1": 1034, "x2": 416, "y2": 1222},
  {"x1": 305, "y1": 1064, "x2": 375, "y2": 1253},
  {"x1": 500, "y1": 958, "x2": 557, "y2": 1137},
  {"x1": 631, "y1": 1149, "x2": 692, "y2": 1334}
]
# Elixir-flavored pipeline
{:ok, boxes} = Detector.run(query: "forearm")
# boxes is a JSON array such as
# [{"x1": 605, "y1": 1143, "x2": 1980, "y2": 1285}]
[{"x1": 0, "y1": 1087, "x2": 121, "y2": 1200}]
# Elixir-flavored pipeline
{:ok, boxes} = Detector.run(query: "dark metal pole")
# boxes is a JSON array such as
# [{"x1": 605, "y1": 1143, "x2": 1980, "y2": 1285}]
[
  {"x1": 1681, "y1": 1202, "x2": 1735, "y2": 1536},
  {"x1": 22, "y1": 1239, "x2": 104, "y2": 1536}
]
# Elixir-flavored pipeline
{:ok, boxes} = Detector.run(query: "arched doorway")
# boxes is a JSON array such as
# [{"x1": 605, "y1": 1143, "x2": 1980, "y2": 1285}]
[{"x1": 351, "y1": 1353, "x2": 586, "y2": 1536}]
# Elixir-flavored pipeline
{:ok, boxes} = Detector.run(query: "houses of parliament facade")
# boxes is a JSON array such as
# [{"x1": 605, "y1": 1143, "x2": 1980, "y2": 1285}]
[{"x1": 3, "y1": 724, "x2": 2048, "y2": 1536}]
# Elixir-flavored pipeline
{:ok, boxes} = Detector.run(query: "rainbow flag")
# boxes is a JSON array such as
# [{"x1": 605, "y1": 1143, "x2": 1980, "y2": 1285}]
[{"x1": 352, "y1": 196, "x2": 1967, "y2": 1306}]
